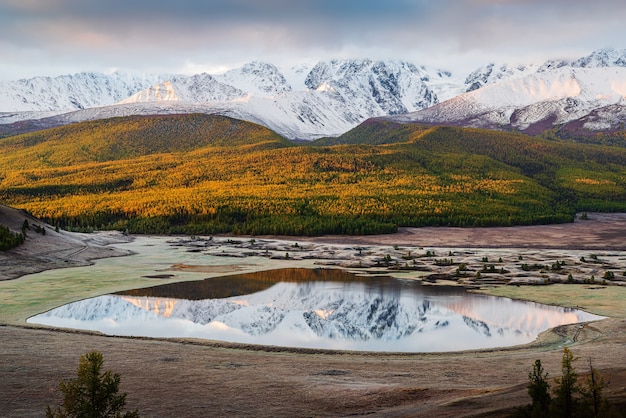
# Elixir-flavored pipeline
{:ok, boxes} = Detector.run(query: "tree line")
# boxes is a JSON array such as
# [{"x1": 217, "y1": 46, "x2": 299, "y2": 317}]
[
  {"x1": 0, "y1": 224, "x2": 24, "y2": 250},
  {"x1": 519, "y1": 347, "x2": 621, "y2": 417}
]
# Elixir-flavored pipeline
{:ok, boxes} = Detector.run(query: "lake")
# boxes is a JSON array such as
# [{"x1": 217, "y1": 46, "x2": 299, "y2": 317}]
[{"x1": 28, "y1": 260, "x2": 602, "y2": 352}]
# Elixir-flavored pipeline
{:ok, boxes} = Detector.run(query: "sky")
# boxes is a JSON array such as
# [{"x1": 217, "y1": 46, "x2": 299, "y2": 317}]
[{"x1": 1, "y1": 0, "x2": 625, "y2": 81}]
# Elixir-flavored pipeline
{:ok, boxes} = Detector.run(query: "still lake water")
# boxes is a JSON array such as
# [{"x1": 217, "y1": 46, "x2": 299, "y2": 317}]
[{"x1": 28, "y1": 239, "x2": 603, "y2": 352}]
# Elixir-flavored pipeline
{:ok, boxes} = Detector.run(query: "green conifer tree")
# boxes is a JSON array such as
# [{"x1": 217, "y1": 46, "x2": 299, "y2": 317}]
[
  {"x1": 527, "y1": 359, "x2": 551, "y2": 417},
  {"x1": 551, "y1": 347, "x2": 579, "y2": 418},
  {"x1": 46, "y1": 351, "x2": 139, "y2": 418}
]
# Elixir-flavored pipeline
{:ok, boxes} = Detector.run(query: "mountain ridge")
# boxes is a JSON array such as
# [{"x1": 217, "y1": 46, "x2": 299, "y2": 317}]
[
  {"x1": 2, "y1": 48, "x2": 626, "y2": 139},
  {"x1": 388, "y1": 66, "x2": 626, "y2": 134}
]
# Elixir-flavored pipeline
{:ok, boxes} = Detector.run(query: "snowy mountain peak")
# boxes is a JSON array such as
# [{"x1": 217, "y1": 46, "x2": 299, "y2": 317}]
[
  {"x1": 305, "y1": 59, "x2": 421, "y2": 90},
  {"x1": 304, "y1": 59, "x2": 438, "y2": 115},
  {"x1": 464, "y1": 48, "x2": 626, "y2": 92},
  {"x1": 572, "y1": 47, "x2": 626, "y2": 68},
  {"x1": 0, "y1": 71, "x2": 172, "y2": 112},
  {"x1": 114, "y1": 58, "x2": 441, "y2": 139},
  {"x1": 217, "y1": 61, "x2": 292, "y2": 96},
  {"x1": 537, "y1": 59, "x2": 571, "y2": 73},
  {"x1": 391, "y1": 65, "x2": 626, "y2": 133},
  {"x1": 538, "y1": 48, "x2": 626, "y2": 73},
  {"x1": 464, "y1": 63, "x2": 495, "y2": 92},
  {"x1": 464, "y1": 63, "x2": 540, "y2": 92},
  {"x1": 2, "y1": 49, "x2": 626, "y2": 140},
  {"x1": 121, "y1": 73, "x2": 245, "y2": 104}
]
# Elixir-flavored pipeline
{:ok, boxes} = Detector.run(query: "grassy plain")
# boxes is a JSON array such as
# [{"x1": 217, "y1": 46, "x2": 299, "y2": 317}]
[{"x1": 479, "y1": 285, "x2": 626, "y2": 319}]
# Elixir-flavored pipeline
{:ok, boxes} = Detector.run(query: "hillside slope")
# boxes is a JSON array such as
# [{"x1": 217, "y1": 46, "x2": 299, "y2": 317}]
[
  {"x1": 0, "y1": 113, "x2": 290, "y2": 168},
  {"x1": 1, "y1": 115, "x2": 625, "y2": 235},
  {"x1": 0, "y1": 204, "x2": 131, "y2": 280}
]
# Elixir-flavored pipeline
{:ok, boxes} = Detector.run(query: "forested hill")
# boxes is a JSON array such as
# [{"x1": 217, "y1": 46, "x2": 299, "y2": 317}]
[
  {"x1": 315, "y1": 121, "x2": 626, "y2": 208},
  {"x1": 0, "y1": 114, "x2": 625, "y2": 236},
  {"x1": 0, "y1": 114, "x2": 291, "y2": 168},
  {"x1": 315, "y1": 117, "x2": 626, "y2": 149}
]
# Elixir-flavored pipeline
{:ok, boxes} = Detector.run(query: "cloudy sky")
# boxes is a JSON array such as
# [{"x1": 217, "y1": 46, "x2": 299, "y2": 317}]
[{"x1": 1, "y1": 0, "x2": 625, "y2": 81}]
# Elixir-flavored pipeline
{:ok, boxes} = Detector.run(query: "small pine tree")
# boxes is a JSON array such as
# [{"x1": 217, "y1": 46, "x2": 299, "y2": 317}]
[
  {"x1": 46, "y1": 351, "x2": 139, "y2": 418},
  {"x1": 551, "y1": 347, "x2": 579, "y2": 418},
  {"x1": 580, "y1": 358, "x2": 610, "y2": 417},
  {"x1": 527, "y1": 359, "x2": 551, "y2": 417}
]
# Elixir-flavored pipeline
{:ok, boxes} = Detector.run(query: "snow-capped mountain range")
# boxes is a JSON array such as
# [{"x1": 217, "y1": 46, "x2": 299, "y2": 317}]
[
  {"x1": 2, "y1": 48, "x2": 626, "y2": 139},
  {"x1": 389, "y1": 49, "x2": 626, "y2": 132},
  {"x1": 391, "y1": 66, "x2": 626, "y2": 132},
  {"x1": 0, "y1": 72, "x2": 171, "y2": 112}
]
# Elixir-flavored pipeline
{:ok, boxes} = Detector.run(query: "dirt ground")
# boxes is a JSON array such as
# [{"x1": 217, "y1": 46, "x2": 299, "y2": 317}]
[
  {"x1": 288, "y1": 212, "x2": 626, "y2": 250},
  {"x1": 2, "y1": 212, "x2": 626, "y2": 417},
  {"x1": 2, "y1": 320, "x2": 626, "y2": 417}
]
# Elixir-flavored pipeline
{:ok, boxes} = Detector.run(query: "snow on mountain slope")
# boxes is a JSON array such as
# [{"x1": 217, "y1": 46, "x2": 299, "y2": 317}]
[
  {"x1": 78, "y1": 59, "x2": 442, "y2": 139},
  {"x1": 464, "y1": 63, "x2": 540, "y2": 92},
  {"x1": 462, "y1": 48, "x2": 626, "y2": 93},
  {"x1": 121, "y1": 73, "x2": 246, "y2": 103},
  {"x1": 3, "y1": 49, "x2": 626, "y2": 140},
  {"x1": 22, "y1": 95, "x2": 359, "y2": 141},
  {"x1": 572, "y1": 48, "x2": 626, "y2": 68},
  {"x1": 571, "y1": 103, "x2": 626, "y2": 131},
  {"x1": 391, "y1": 66, "x2": 626, "y2": 132},
  {"x1": 0, "y1": 72, "x2": 171, "y2": 112},
  {"x1": 304, "y1": 59, "x2": 438, "y2": 114},
  {"x1": 280, "y1": 63, "x2": 315, "y2": 91},
  {"x1": 216, "y1": 61, "x2": 292, "y2": 96},
  {"x1": 421, "y1": 68, "x2": 465, "y2": 102}
]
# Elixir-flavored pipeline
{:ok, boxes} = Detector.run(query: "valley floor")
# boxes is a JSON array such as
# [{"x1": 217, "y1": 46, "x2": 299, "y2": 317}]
[
  {"x1": 2, "y1": 319, "x2": 625, "y2": 417},
  {"x1": 289, "y1": 212, "x2": 626, "y2": 250},
  {"x1": 1, "y1": 212, "x2": 626, "y2": 416}
]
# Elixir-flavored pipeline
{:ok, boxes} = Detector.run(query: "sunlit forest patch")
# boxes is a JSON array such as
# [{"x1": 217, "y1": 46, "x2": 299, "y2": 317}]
[{"x1": 1, "y1": 114, "x2": 625, "y2": 235}]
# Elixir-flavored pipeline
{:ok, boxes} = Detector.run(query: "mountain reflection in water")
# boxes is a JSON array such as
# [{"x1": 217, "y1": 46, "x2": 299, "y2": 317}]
[{"x1": 28, "y1": 268, "x2": 603, "y2": 352}]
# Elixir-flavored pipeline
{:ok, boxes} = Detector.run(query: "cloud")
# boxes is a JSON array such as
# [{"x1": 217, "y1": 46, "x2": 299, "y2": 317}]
[{"x1": 0, "y1": 0, "x2": 625, "y2": 79}]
